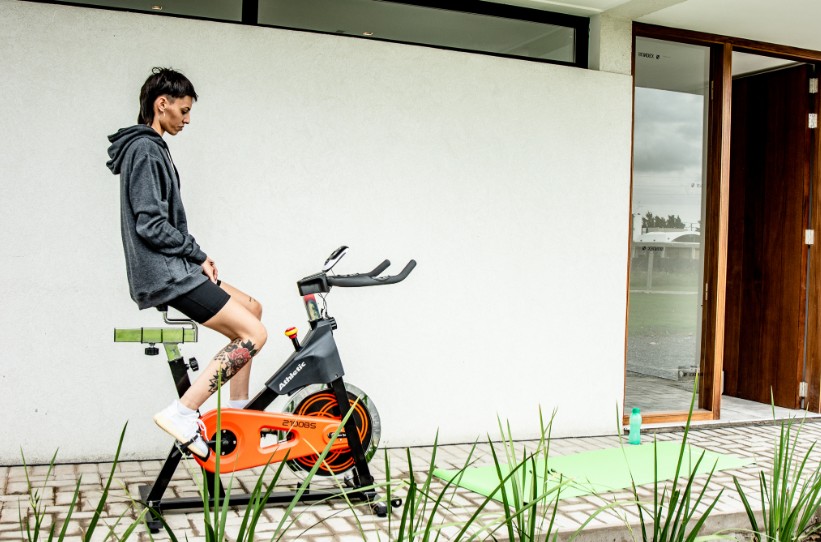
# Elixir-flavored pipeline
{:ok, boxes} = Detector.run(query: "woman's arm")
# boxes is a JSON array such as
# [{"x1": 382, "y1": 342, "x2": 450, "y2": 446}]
[{"x1": 128, "y1": 153, "x2": 208, "y2": 264}]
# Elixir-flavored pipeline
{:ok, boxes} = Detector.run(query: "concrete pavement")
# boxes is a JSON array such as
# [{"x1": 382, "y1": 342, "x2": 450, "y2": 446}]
[{"x1": 3, "y1": 417, "x2": 820, "y2": 541}]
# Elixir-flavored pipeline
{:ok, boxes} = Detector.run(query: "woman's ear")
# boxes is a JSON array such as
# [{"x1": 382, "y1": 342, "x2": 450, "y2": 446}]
[{"x1": 154, "y1": 95, "x2": 168, "y2": 114}]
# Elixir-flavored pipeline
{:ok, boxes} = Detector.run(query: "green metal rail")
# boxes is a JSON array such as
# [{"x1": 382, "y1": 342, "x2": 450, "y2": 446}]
[{"x1": 113, "y1": 327, "x2": 197, "y2": 344}]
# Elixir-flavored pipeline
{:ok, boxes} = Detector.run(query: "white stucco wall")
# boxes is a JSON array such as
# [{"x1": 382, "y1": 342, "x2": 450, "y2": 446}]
[{"x1": 0, "y1": 0, "x2": 633, "y2": 464}]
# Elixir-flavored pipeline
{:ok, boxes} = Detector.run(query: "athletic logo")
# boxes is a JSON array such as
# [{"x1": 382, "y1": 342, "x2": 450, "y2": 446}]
[{"x1": 279, "y1": 362, "x2": 307, "y2": 391}]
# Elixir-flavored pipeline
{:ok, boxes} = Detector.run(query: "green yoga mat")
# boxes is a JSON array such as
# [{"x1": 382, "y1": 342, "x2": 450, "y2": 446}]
[{"x1": 433, "y1": 441, "x2": 753, "y2": 502}]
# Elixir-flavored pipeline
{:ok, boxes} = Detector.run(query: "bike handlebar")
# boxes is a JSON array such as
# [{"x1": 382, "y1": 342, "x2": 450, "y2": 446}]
[
  {"x1": 366, "y1": 259, "x2": 392, "y2": 277},
  {"x1": 297, "y1": 259, "x2": 416, "y2": 295},
  {"x1": 328, "y1": 260, "x2": 416, "y2": 287}
]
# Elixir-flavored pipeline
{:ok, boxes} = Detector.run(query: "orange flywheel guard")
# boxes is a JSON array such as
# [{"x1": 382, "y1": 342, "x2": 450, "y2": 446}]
[{"x1": 193, "y1": 409, "x2": 348, "y2": 473}]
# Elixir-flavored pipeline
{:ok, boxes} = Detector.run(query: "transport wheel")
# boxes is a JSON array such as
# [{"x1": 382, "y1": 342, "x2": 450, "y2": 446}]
[{"x1": 282, "y1": 383, "x2": 381, "y2": 477}]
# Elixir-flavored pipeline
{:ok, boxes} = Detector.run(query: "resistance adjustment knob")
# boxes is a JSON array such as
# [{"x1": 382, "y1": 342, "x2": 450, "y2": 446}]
[{"x1": 285, "y1": 327, "x2": 301, "y2": 351}]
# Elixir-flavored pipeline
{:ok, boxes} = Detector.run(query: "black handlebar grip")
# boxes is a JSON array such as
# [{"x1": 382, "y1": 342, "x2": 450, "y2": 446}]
[
  {"x1": 367, "y1": 260, "x2": 391, "y2": 277},
  {"x1": 390, "y1": 260, "x2": 416, "y2": 281},
  {"x1": 327, "y1": 259, "x2": 416, "y2": 287}
]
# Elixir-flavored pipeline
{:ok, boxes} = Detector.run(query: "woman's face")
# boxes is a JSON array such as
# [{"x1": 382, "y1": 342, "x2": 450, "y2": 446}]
[{"x1": 155, "y1": 95, "x2": 193, "y2": 136}]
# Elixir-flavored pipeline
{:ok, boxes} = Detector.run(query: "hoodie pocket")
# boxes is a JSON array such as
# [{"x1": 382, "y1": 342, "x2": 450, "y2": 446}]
[{"x1": 164, "y1": 257, "x2": 191, "y2": 284}]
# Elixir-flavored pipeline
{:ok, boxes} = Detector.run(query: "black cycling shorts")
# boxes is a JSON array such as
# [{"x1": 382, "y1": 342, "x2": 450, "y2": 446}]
[{"x1": 167, "y1": 280, "x2": 230, "y2": 324}]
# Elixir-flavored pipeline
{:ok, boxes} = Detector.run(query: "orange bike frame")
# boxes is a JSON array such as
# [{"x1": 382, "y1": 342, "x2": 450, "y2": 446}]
[{"x1": 194, "y1": 409, "x2": 349, "y2": 473}]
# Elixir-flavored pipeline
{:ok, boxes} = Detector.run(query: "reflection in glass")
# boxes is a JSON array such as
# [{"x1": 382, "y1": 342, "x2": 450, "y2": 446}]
[
  {"x1": 625, "y1": 38, "x2": 709, "y2": 414},
  {"x1": 259, "y1": 0, "x2": 576, "y2": 63},
  {"x1": 49, "y1": 0, "x2": 243, "y2": 20}
]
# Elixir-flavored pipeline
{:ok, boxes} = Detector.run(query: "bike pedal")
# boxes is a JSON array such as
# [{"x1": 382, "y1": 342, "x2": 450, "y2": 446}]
[{"x1": 174, "y1": 441, "x2": 211, "y2": 461}]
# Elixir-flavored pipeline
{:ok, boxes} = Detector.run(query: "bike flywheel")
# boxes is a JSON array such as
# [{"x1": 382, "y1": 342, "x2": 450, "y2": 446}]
[{"x1": 282, "y1": 383, "x2": 381, "y2": 477}]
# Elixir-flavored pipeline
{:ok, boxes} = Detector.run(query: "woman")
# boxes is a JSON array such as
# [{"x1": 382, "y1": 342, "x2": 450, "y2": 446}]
[{"x1": 107, "y1": 68, "x2": 267, "y2": 459}]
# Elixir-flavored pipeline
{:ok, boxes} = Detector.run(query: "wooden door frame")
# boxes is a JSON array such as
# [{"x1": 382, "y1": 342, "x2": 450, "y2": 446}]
[
  {"x1": 806, "y1": 71, "x2": 821, "y2": 412},
  {"x1": 629, "y1": 23, "x2": 821, "y2": 424}
]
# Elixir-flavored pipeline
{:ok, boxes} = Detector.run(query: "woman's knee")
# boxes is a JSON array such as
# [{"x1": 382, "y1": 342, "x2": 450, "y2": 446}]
[
  {"x1": 231, "y1": 323, "x2": 266, "y2": 361},
  {"x1": 206, "y1": 298, "x2": 265, "y2": 347},
  {"x1": 247, "y1": 321, "x2": 267, "y2": 351}
]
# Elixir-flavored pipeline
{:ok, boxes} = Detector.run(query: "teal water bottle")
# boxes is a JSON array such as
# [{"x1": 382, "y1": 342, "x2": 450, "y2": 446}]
[{"x1": 628, "y1": 407, "x2": 642, "y2": 445}]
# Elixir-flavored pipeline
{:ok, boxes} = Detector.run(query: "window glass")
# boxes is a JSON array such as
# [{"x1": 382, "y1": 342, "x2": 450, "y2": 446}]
[
  {"x1": 49, "y1": 0, "x2": 243, "y2": 21},
  {"x1": 626, "y1": 37, "x2": 710, "y2": 414},
  {"x1": 258, "y1": 0, "x2": 576, "y2": 63}
]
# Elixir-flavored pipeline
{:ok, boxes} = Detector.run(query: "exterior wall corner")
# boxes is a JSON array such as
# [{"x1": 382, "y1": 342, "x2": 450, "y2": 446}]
[{"x1": 588, "y1": 14, "x2": 633, "y2": 75}]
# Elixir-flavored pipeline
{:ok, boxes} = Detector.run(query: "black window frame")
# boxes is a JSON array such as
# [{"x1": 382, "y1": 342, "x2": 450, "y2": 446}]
[{"x1": 21, "y1": 0, "x2": 589, "y2": 68}]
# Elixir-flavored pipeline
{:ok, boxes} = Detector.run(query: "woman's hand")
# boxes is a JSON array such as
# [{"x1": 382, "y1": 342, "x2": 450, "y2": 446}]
[{"x1": 202, "y1": 257, "x2": 219, "y2": 283}]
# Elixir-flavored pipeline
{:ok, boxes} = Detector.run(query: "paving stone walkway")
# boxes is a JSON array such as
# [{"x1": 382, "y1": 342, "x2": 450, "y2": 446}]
[{"x1": 4, "y1": 418, "x2": 821, "y2": 541}]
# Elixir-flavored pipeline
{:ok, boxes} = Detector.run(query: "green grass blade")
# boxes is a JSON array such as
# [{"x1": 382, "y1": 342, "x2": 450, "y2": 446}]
[
  {"x1": 56, "y1": 477, "x2": 83, "y2": 541},
  {"x1": 84, "y1": 423, "x2": 129, "y2": 540},
  {"x1": 685, "y1": 488, "x2": 725, "y2": 542},
  {"x1": 488, "y1": 441, "x2": 517, "y2": 542},
  {"x1": 397, "y1": 448, "x2": 414, "y2": 539}
]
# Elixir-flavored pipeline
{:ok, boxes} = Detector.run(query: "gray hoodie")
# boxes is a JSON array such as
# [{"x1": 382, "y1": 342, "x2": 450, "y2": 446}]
[{"x1": 107, "y1": 125, "x2": 208, "y2": 309}]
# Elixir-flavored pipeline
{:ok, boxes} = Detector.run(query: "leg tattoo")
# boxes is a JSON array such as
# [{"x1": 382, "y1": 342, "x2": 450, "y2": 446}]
[{"x1": 208, "y1": 338, "x2": 258, "y2": 393}]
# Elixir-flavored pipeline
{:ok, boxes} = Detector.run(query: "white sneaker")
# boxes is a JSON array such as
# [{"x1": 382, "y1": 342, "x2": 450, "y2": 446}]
[{"x1": 153, "y1": 404, "x2": 210, "y2": 459}]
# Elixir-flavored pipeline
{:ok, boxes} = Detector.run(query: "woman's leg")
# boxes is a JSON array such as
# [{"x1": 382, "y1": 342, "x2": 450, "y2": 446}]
[
  {"x1": 178, "y1": 296, "x2": 268, "y2": 410},
  {"x1": 154, "y1": 284, "x2": 267, "y2": 458},
  {"x1": 217, "y1": 282, "x2": 263, "y2": 402}
]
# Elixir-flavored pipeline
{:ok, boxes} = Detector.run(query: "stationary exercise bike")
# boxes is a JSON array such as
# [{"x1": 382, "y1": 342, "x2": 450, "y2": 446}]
[{"x1": 114, "y1": 247, "x2": 416, "y2": 532}]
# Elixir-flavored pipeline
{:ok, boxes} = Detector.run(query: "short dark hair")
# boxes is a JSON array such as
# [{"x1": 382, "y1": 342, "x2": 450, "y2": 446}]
[{"x1": 138, "y1": 67, "x2": 198, "y2": 125}]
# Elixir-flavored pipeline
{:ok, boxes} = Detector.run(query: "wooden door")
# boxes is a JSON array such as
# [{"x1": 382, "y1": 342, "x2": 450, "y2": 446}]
[{"x1": 723, "y1": 64, "x2": 812, "y2": 409}]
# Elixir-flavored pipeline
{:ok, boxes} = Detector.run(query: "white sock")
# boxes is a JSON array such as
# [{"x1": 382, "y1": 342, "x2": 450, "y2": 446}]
[
  {"x1": 227, "y1": 399, "x2": 249, "y2": 409},
  {"x1": 174, "y1": 400, "x2": 197, "y2": 417}
]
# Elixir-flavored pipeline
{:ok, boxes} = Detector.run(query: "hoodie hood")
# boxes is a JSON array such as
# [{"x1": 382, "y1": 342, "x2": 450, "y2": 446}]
[{"x1": 106, "y1": 125, "x2": 166, "y2": 175}]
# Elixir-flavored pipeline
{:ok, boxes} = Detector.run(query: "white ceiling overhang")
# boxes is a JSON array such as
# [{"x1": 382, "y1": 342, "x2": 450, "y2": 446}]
[{"x1": 501, "y1": 0, "x2": 821, "y2": 53}]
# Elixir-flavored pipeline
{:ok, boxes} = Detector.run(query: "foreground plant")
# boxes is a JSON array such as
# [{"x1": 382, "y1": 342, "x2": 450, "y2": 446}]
[
  {"x1": 369, "y1": 410, "x2": 570, "y2": 541},
  {"x1": 381, "y1": 433, "x2": 494, "y2": 541},
  {"x1": 627, "y1": 376, "x2": 723, "y2": 542},
  {"x1": 578, "y1": 376, "x2": 723, "y2": 542},
  {"x1": 628, "y1": 440, "x2": 723, "y2": 542},
  {"x1": 733, "y1": 403, "x2": 821, "y2": 542},
  {"x1": 19, "y1": 424, "x2": 146, "y2": 541},
  {"x1": 404, "y1": 411, "x2": 571, "y2": 541},
  {"x1": 484, "y1": 408, "x2": 566, "y2": 542}
]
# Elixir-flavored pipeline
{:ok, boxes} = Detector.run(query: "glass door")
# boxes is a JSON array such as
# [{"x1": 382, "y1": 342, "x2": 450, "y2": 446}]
[{"x1": 626, "y1": 37, "x2": 710, "y2": 414}]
